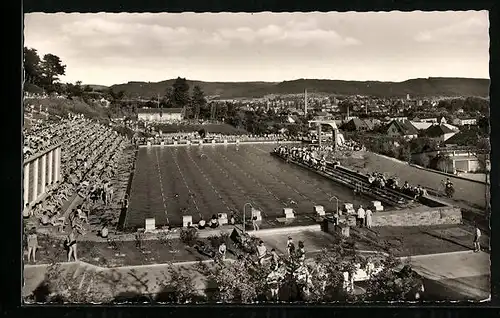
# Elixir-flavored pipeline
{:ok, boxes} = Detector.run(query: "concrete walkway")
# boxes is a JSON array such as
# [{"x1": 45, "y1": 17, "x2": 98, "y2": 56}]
[
  {"x1": 404, "y1": 250, "x2": 490, "y2": 300},
  {"x1": 24, "y1": 249, "x2": 490, "y2": 301}
]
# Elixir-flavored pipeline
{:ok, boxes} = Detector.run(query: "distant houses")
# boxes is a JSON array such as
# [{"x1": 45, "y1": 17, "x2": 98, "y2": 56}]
[
  {"x1": 340, "y1": 117, "x2": 381, "y2": 132},
  {"x1": 385, "y1": 120, "x2": 418, "y2": 139}
]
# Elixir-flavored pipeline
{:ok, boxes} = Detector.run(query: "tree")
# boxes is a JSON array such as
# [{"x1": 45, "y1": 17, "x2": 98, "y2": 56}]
[
  {"x1": 431, "y1": 154, "x2": 453, "y2": 173},
  {"x1": 24, "y1": 47, "x2": 42, "y2": 85},
  {"x1": 286, "y1": 124, "x2": 301, "y2": 137},
  {"x1": 40, "y1": 53, "x2": 66, "y2": 89},
  {"x1": 172, "y1": 77, "x2": 190, "y2": 110},
  {"x1": 413, "y1": 153, "x2": 430, "y2": 167},
  {"x1": 201, "y1": 259, "x2": 266, "y2": 302},
  {"x1": 154, "y1": 266, "x2": 201, "y2": 303},
  {"x1": 164, "y1": 87, "x2": 174, "y2": 108},
  {"x1": 365, "y1": 256, "x2": 423, "y2": 301},
  {"x1": 191, "y1": 85, "x2": 207, "y2": 120},
  {"x1": 477, "y1": 116, "x2": 490, "y2": 136}
]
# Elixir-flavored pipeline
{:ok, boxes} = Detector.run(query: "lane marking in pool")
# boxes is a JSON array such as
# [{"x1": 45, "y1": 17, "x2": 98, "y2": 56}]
[
  {"x1": 167, "y1": 147, "x2": 202, "y2": 218},
  {"x1": 154, "y1": 148, "x2": 169, "y2": 224},
  {"x1": 185, "y1": 148, "x2": 233, "y2": 214}
]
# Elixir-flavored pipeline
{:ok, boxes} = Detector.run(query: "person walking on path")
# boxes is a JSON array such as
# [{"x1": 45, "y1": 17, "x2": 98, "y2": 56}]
[
  {"x1": 252, "y1": 215, "x2": 260, "y2": 231},
  {"x1": 66, "y1": 230, "x2": 78, "y2": 262},
  {"x1": 357, "y1": 205, "x2": 366, "y2": 228},
  {"x1": 473, "y1": 225, "x2": 482, "y2": 252},
  {"x1": 26, "y1": 228, "x2": 38, "y2": 263},
  {"x1": 365, "y1": 209, "x2": 373, "y2": 228}
]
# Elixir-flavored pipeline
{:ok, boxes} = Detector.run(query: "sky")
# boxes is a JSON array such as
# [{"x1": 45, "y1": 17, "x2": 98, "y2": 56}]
[{"x1": 24, "y1": 11, "x2": 490, "y2": 86}]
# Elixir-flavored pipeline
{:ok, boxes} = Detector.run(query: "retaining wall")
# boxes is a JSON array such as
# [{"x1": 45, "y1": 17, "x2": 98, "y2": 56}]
[{"x1": 371, "y1": 206, "x2": 462, "y2": 227}]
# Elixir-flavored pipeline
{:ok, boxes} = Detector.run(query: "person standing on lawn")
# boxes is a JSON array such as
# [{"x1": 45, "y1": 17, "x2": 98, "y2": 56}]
[
  {"x1": 365, "y1": 209, "x2": 373, "y2": 228},
  {"x1": 474, "y1": 225, "x2": 482, "y2": 252},
  {"x1": 357, "y1": 205, "x2": 365, "y2": 228},
  {"x1": 218, "y1": 242, "x2": 227, "y2": 261},
  {"x1": 66, "y1": 229, "x2": 78, "y2": 262},
  {"x1": 26, "y1": 228, "x2": 38, "y2": 263}
]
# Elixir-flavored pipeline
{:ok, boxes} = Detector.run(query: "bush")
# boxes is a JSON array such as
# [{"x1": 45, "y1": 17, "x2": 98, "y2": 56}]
[
  {"x1": 207, "y1": 233, "x2": 231, "y2": 249},
  {"x1": 180, "y1": 227, "x2": 199, "y2": 247}
]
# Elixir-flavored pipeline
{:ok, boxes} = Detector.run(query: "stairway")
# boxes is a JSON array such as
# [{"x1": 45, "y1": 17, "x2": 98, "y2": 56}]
[{"x1": 273, "y1": 152, "x2": 411, "y2": 207}]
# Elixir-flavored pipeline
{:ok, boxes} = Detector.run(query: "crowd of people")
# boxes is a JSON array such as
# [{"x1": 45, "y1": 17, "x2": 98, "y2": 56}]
[
  {"x1": 136, "y1": 132, "x2": 293, "y2": 146},
  {"x1": 274, "y1": 145, "x2": 329, "y2": 171},
  {"x1": 24, "y1": 113, "x2": 131, "y2": 262},
  {"x1": 274, "y1": 144, "x2": 440, "y2": 202}
]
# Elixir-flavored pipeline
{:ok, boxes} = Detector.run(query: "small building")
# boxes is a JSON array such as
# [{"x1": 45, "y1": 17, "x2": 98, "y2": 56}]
[
  {"x1": 137, "y1": 108, "x2": 184, "y2": 122},
  {"x1": 411, "y1": 148, "x2": 484, "y2": 173},
  {"x1": 388, "y1": 116, "x2": 408, "y2": 122},
  {"x1": 386, "y1": 120, "x2": 418, "y2": 139},
  {"x1": 341, "y1": 117, "x2": 369, "y2": 132},
  {"x1": 423, "y1": 124, "x2": 458, "y2": 142},
  {"x1": 420, "y1": 118, "x2": 438, "y2": 123},
  {"x1": 452, "y1": 118, "x2": 477, "y2": 126}
]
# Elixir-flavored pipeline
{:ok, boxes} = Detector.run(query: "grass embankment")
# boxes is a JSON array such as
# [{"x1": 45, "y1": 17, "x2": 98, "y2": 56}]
[
  {"x1": 349, "y1": 224, "x2": 488, "y2": 257},
  {"x1": 25, "y1": 97, "x2": 109, "y2": 120}
]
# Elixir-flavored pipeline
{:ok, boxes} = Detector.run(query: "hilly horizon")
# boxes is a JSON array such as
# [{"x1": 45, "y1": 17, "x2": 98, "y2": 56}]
[{"x1": 103, "y1": 77, "x2": 490, "y2": 99}]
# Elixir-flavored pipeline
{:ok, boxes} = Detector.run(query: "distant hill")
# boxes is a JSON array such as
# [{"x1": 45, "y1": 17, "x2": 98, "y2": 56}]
[
  {"x1": 110, "y1": 77, "x2": 490, "y2": 99},
  {"x1": 85, "y1": 84, "x2": 109, "y2": 91}
]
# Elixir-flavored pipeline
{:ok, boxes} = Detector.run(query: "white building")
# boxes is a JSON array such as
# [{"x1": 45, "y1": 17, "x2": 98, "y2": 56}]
[
  {"x1": 137, "y1": 108, "x2": 184, "y2": 122},
  {"x1": 452, "y1": 118, "x2": 477, "y2": 126}
]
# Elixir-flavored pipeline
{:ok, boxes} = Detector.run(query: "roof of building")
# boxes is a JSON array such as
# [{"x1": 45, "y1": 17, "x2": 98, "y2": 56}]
[
  {"x1": 411, "y1": 121, "x2": 433, "y2": 130},
  {"x1": 444, "y1": 127, "x2": 483, "y2": 146},
  {"x1": 137, "y1": 108, "x2": 184, "y2": 114},
  {"x1": 387, "y1": 120, "x2": 418, "y2": 135},
  {"x1": 442, "y1": 123, "x2": 459, "y2": 131},
  {"x1": 344, "y1": 117, "x2": 369, "y2": 130},
  {"x1": 424, "y1": 124, "x2": 455, "y2": 137},
  {"x1": 362, "y1": 119, "x2": 377, "y2": 130}
]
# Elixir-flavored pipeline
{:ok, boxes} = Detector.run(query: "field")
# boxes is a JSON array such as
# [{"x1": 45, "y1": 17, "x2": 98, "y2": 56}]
[{"x1": 126, "y1": 143, "x2": 374, "y2": 229}]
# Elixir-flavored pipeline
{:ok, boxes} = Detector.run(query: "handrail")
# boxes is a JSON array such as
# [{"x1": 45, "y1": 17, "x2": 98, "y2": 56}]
[{"x1": 23, "y1": 143, "x2": 63, "y2": 165}]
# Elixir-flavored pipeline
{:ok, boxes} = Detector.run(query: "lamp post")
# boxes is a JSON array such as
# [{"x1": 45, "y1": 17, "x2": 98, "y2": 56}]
[{"x1": 243, "y1": 202, "x2": 253, "y2": 234}]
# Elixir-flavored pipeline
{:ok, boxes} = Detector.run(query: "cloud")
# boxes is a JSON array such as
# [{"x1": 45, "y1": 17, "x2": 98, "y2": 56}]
[
  {"x1": 414, "y1": 15, "x2": 489, "y2": 44},
  {"x1": 216, "y1": 21, "x2": 360, "y2": 47}
]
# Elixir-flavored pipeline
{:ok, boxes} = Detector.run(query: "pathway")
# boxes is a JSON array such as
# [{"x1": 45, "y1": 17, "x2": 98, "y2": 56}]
[{"x1": 405, "y1": 251, "x2": 490, "y2": 300}]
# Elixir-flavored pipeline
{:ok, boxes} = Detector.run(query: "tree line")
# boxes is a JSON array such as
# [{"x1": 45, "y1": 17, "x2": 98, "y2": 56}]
[{"x1": 24, "y1": 47, "x2": 67, "y2": 94}]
